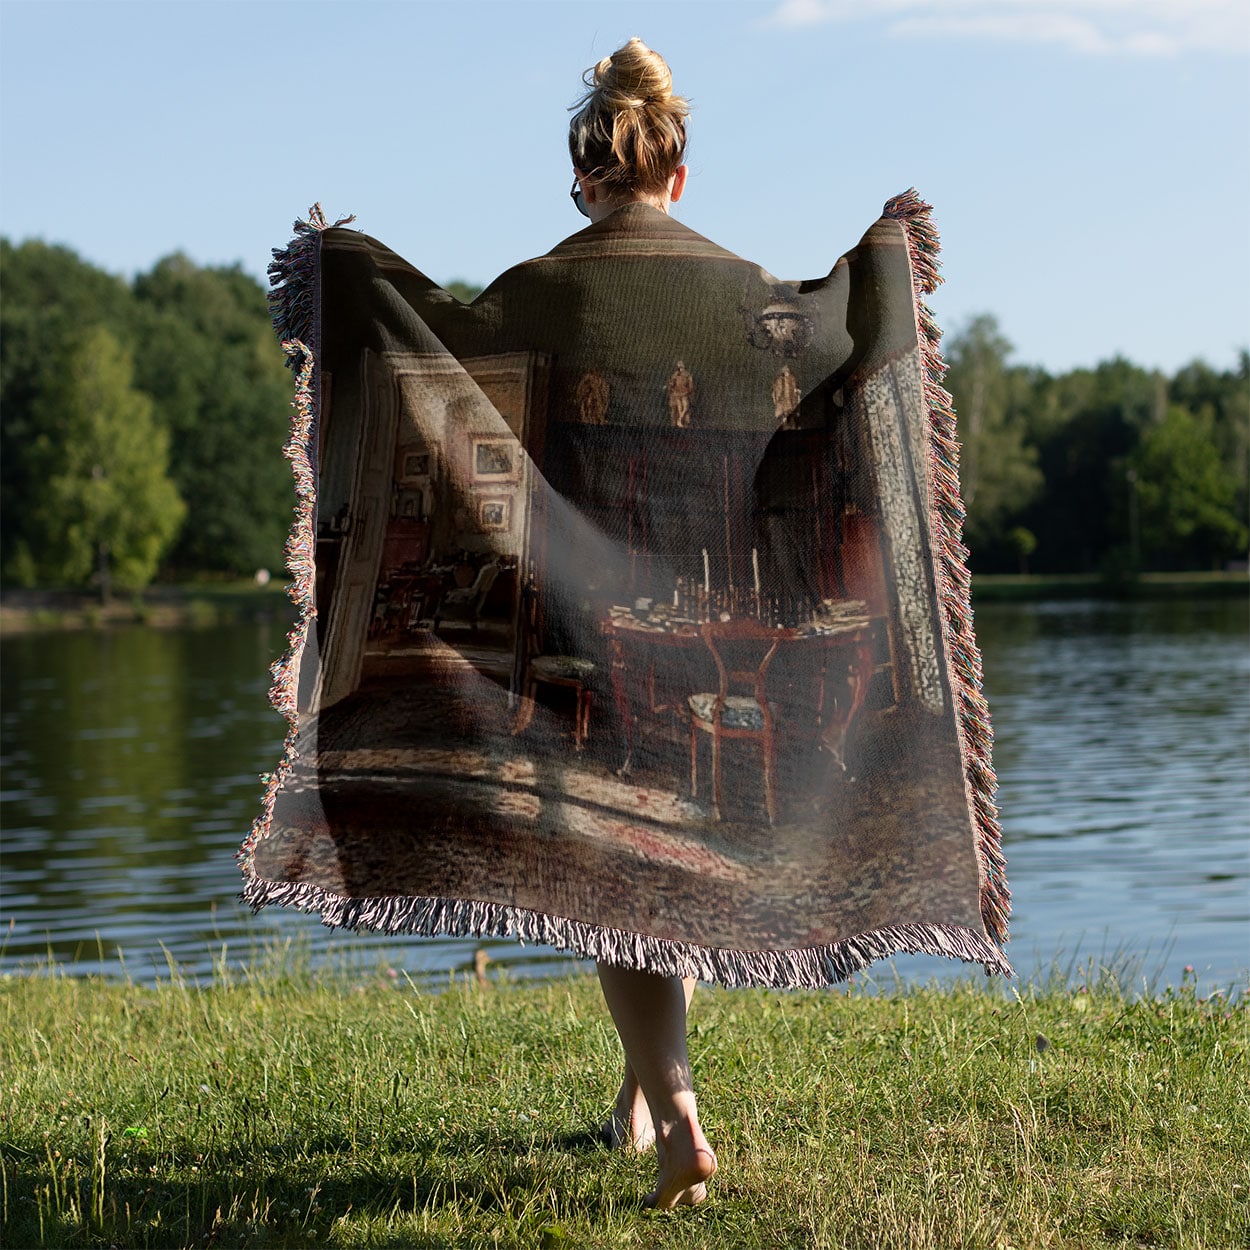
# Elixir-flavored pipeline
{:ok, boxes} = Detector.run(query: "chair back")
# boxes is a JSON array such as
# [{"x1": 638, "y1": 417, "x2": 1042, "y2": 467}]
[
  {"x1": 700, "y1": 618, "x2": 782, "y2": 708},
  {"x1": 472, "y1": 562, "x2": 501, "y2": 604}
]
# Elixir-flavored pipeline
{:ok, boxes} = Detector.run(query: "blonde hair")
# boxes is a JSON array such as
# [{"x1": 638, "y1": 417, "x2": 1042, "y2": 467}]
[{"x1": 568, "y1": 38, "x2": 689, "y2": 197}]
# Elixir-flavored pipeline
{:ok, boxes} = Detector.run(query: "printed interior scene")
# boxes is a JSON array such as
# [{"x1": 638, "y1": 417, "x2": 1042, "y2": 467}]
[
  {"x1": 306, "y1": 349, "x2": 956, "y2": 831},
  {"x1": 256, "y1": 344, "x2": 980, "y2": 951}
]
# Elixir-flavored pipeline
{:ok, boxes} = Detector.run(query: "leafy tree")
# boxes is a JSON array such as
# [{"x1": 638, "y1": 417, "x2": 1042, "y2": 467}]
[
  {"x1": 943, "y1": 315, "x2": 1042, "y2": 559},
  {"x1": 1020, "y1": 357, "x2": 1161, "y2": 573},
  {"x1": 1132, "y1": 405, "x2": 1247, "y2": 569},
  {"x1": 22, "y1": 328, "x2": 185, "y2": 596},
  {"x1": 131, "y1": 255, "x2": 293, "y2": 574},
  {"x1": 0, "y1": 238, "x2": 134, "y2": 334},
  {"x1": 1168, "y1": 353, "x2": 1250, "y2": 537},
  {"x1": 445, "y1": 279, "x2": 483, "y2": 304},
  {"x1": 1, "y1": 240, "x2": 138, "y2": 579},
  {"x1": 1007, "y1": 526, "x2": 1037, "y2": 575},
  {"x1": 2, "y1": 242, "x2": 291, "y2": 582}
]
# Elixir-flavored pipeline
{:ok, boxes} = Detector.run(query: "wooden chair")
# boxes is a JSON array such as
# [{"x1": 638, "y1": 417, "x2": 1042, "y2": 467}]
[
  {"x1": 511, "y1": 591, "x2": 596, "y2": 750},
  {"x1": 688, "y1": 619, "x2": 782, "y2": 824},
  {"x1": 433, "y1": 561, "x2": 500, "y2": 634}
]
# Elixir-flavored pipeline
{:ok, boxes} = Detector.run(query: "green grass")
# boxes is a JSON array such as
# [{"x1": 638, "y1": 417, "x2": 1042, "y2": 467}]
[{"x1": 1, "y1": 959, "x2": 1245, "y2": 1249}]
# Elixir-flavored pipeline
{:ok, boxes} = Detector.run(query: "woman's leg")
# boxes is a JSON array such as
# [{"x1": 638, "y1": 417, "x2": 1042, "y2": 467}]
[
  {"x1": 596, "y1": 964, "x2": 717, "y2": 1208},
  {"x1": 603, "y1": 1055, "x2": 654, "y2": 1151},
  {"x1": 602, "y1": 977, "x2": 696, "y2": 1151}
]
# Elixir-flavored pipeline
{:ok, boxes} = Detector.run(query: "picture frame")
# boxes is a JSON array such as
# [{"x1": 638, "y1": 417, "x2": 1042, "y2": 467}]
[
  {"x1": 396, "y1": 489, "x2": 427, "y2": 520},
  {"x1": 398, "y1": 449, "x2": 433, "y2": 483},
  {"x1": 477, "y1": 496, "x2": 511, "y2": 533},
  {"x1": 471, "y1": 436, "x2": 519, "y2": 483}
]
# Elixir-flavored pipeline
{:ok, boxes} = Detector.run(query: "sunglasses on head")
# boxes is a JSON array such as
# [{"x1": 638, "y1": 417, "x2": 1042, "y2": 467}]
[{"x1": 570, "y1": 177, "x2": 589, "y2": 218}]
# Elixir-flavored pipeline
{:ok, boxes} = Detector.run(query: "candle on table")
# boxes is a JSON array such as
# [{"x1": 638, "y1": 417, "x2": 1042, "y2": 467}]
[
  {"x1": 752, "y1": 547, "x2": 760, "y2": 595},
  {"x1": 702, "y1": 548, "x2": 710, "y2": 592}
]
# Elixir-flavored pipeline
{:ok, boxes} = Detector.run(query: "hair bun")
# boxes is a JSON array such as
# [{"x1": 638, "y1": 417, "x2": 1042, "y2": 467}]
[
  {"x1": 595, "y1": 36, "x2": 673, "y2": 109},
  {"x1": 569, "y1": 38, "x2": 689, "y2": 196},
  {"x1": 572, "y1": 36, "x2": 690, "y2": 195}
]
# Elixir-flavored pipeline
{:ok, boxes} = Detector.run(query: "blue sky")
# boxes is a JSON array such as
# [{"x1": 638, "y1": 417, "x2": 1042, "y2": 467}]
[{"x1": 2, "y1": 0, "x2": 1247, "y2": 375}]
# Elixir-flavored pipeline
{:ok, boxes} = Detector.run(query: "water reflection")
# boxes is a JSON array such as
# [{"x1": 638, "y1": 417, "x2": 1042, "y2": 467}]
[{"x1": 1, "y1": 597, "x2": 1246, "y2": 990}]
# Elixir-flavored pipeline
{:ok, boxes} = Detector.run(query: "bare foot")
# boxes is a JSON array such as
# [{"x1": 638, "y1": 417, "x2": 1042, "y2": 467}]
[
  {"x1": 602, "y1": 1076, "x2": 655, "y2": 1151},
  {"x1": 644, "y1": 1118, "x2": 717, "y2": 1210}
]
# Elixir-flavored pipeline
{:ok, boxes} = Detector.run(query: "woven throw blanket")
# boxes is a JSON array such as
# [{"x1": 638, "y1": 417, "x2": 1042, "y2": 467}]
[{"x1": 239, "y1": 191, "x2": 1011, "y2": 987}]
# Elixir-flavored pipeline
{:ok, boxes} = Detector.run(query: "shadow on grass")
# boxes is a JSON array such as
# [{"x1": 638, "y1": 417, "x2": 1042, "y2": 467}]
[{"x1": 6, "y1": 1126, "x2": 634, "y2": 1249}]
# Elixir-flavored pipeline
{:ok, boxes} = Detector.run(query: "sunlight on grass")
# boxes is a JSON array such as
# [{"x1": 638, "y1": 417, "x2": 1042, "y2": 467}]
[{"x1": 2, "y1": 953, "x2": 1245, "y2": 1248}]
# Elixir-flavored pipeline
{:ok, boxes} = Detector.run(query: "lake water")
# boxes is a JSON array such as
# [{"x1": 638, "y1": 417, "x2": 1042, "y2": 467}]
[{"x1": 2, "y1": 597, "x2": 1247, "y2": 994}]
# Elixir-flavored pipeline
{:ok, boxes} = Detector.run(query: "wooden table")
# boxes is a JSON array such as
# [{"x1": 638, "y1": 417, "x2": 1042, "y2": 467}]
[{"x1": 601, "y1": 612, "x2": 876, "y2": 777}]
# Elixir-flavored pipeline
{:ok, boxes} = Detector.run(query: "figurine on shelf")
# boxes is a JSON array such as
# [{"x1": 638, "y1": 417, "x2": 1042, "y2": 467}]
[
  {"x1": 667, "y1": 360, "x2": 695, "y2": 428},
  {"x1": 575, "y1": 367, "x2": 611, "y2": 424},
  {"x1": 772, "y1": 364, "x2": 801, "y2": 428}
]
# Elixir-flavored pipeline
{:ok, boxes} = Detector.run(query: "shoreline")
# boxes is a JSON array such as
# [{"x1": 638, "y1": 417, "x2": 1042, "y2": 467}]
[
  {"x1": 969, "y1": 569, "x2": 1248, "y2": 602},
  {"x1": 1, "y1": 571, "x2": 1244, "y2": 635},
  {"x1": 0, "y1": 582, "x2": 297, "y2": 634}
]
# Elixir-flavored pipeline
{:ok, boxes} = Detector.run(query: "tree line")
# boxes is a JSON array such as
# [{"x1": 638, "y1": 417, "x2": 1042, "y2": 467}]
[
  {"x1": 1, "y1": 239, "x2": 1246, "y2": 595},
  {"x1": 945, "y1": 316, "x2": 1247, "y2": 576},
  {"x1": 2, "y1": 239, "x2": 294, "y2": 595}
]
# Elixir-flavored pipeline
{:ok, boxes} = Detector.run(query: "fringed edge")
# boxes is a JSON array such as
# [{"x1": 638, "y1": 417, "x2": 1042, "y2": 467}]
[
  {"x1": 239, "y1": 206, "x2": 351, "y2": 876},
  {"x1": 236, "y1": 341, "x2": 317, "y2": 874},
  {"x1": 240, "y1": 873, "x2": 1014, "y2": 988},
  {"x1": 266, "y1": 203, "x2": 355, "y2": 356},
  {"x1": 882, "y1": 188, "x2": 1011, "y2": 948}
]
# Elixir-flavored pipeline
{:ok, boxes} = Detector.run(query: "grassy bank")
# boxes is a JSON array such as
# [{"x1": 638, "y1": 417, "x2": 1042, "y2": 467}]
[{"x1": 2, "y1": 963, "x2": 1245, "y2": 1249}]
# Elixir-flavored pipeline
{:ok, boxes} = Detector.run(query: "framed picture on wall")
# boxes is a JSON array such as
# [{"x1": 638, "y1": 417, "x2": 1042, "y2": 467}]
[
  {"x1": 477, "y1": 496, "x2": 512, "y2": 533},
  {"x1": 399, "y1": 450, "x2": 433, "y2": 483},
  {"x1": 396, "y1": 489, "x2": 428, "y2": 519},
  {"x1": 471, "y1": 437, "x2": 518, "y2": 483}
]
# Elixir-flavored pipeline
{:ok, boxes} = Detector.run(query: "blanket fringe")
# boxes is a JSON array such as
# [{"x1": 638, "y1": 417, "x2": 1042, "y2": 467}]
[
  {"x1": 241, "y1": 873, "x2": 1013, "y2": 988},
  {"x1": 239, "y1": 206, "x2": 351, "y2": 874},
  {"x1": 883, "y1": 189, "x2": 1011, "y2": 947},
  {"x1": 266, "y1": 203, "x2": 355, "y2": 354}
]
